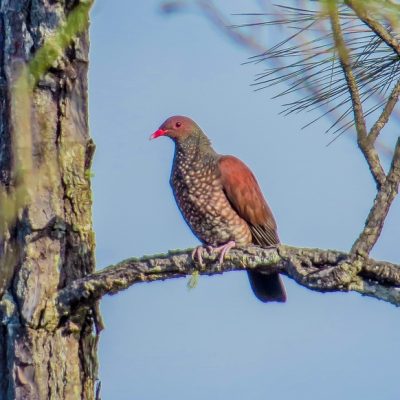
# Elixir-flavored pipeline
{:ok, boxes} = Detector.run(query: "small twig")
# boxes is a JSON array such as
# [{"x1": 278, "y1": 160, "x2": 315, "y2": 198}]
[
  {"x1": 328, "y1": 2, "x2": 386, "y2": 188},
  {"x1": 369, "y1": 79, "x2": 400, "y2": 143}
]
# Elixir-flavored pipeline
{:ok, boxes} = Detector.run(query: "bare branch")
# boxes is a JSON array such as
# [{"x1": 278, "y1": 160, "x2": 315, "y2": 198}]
[
  {"x1": 328, "y1": 2, "x2": 386, "y2": 188},
  {"x1": 56, "y1": 244, "x2": 400, "y2": 317},
  {"x1": 345, "y1": 0, "x2": 400, "y2": 58},
  {"x1": 369, "y1": 79, "x2": 400, "y2": 143},
  {"x1": 351, "y1": 137, "x2": 400, "y2": 256}
]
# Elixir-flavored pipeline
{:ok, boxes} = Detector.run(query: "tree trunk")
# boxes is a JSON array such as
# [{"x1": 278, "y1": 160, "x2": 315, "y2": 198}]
[{"x1": 0, "y1": 1, "x2": 97, "y2": 399}]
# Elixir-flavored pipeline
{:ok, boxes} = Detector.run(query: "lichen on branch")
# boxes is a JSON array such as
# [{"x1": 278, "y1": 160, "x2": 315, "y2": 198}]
[{"x1": 56, "y1": 244, "x2": 400, "y2": 316}]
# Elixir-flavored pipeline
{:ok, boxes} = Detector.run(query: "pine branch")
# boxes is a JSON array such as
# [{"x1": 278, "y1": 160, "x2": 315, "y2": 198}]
[
  {"x1": 56, "y1": 244, "x2": 400, "y2": 317},
  {"x1": 328, "y1": 1, "x2": 386, "y2": 188},
  {"x1": 246, "y1": 3, "x2": 400, "y2": 139}
]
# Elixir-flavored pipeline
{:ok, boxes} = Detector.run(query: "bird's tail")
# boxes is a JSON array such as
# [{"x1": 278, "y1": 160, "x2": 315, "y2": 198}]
[{"x1": 247, "y1": 271, "x2": 286, "y2": 303}]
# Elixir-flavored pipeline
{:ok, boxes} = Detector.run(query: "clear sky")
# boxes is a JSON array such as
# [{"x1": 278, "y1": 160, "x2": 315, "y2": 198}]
[{"x1": 89, "y1": 1, "x2": 400, "y2": 399}]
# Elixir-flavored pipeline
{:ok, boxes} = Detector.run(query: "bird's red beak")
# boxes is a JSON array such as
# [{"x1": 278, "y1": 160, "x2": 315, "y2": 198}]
[{"x1": 149, "y1": 128, "x2": 167, "y2": 140}]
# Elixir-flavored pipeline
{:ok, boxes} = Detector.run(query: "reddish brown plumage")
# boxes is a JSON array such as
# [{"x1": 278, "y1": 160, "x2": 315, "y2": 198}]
[
  {"x1": 151, "y1": 116, "x2": 286, "y2": 302},
  {"x1": 219, "y1": 156, "x2": 279, "y2": 245}
]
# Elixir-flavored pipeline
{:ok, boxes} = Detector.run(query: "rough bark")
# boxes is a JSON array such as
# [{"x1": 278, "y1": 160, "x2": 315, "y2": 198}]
[{"x1": 0, "y1": 1, "x2": 97, "y2": 399}]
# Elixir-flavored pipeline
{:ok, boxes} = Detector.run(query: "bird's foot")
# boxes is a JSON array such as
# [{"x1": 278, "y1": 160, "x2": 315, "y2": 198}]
[
  {"x1": 191, "y1": 246, "x2": 207, "y2": 266},
  {"x1": 209, "y1": 240, "x2": 236, "y2": 264}
]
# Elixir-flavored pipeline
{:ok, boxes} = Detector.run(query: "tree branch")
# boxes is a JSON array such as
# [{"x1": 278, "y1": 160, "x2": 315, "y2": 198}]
[
  {"x1": 56, "y1": 245, "x2": 400, "y2": 317},
  {"x1": 351, "y1": 138, "x2": 400, "y2": 256},
  {"x1": 326, "y1": 3, "x2": 400, "y2": 260},
  {"x1": 329, "y1": 2, "x2": 386, "y2": 188}
]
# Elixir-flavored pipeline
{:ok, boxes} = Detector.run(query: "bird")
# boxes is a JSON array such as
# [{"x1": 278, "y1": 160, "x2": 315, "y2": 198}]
[{"x1": 150, "y1": 115, "x2": 286, "y2": 302}]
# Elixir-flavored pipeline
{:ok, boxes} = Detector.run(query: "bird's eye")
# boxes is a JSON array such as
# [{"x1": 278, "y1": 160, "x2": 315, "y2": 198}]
[{"x1": 175, "y1": 122, "x2": 181, "y2": 128}]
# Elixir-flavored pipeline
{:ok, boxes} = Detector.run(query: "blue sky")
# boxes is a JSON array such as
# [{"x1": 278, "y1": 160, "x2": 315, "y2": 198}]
[{"x1": 89, "y1": 1, "x2": 400, "y2": 399}]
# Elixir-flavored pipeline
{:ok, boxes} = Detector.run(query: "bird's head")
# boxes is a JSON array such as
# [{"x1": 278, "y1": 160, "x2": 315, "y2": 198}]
[{"x1": 150, "y1": 115, "x2": 202, "y2": 143}]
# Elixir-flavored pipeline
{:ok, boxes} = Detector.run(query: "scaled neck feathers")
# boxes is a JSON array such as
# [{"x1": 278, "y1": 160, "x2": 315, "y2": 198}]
[{"x1": 175, "y1": 129, "x2": 216, "y2": 161}]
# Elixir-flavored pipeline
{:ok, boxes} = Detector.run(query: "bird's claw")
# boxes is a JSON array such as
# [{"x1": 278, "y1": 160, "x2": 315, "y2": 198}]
[
  {"x1": 210, "y1": 240, "x2": 236, "y2": 264},
  {"x1": 206, "y1": 245, "x2": 214, "y2": 253},
  {"x1": 191, "y1": 246, "x2": 206, "y2": 266},
  {"x1": 192, "y1": 241, "x2": 236, "y2": 265}
]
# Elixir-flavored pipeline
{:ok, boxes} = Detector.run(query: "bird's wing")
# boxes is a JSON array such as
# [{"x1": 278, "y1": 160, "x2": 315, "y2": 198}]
[{"x1": 218, "y1": 155, "x2": 279, "y2": 246}]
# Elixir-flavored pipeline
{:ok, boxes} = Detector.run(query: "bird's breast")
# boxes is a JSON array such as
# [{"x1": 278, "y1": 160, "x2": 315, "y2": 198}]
[{"x1": 170, "y1": 158, "x2": 251, "y2": 246}]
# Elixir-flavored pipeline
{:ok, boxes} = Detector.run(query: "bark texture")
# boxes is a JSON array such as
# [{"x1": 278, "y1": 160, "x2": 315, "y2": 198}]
[{"x1": 0, "y1": 1, "x2": 97, "y2": 399}]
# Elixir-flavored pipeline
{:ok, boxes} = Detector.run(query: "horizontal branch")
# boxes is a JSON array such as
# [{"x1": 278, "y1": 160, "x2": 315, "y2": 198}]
[{"x1": 56, "y1": 245, "x2": 400, "y2": 317}]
